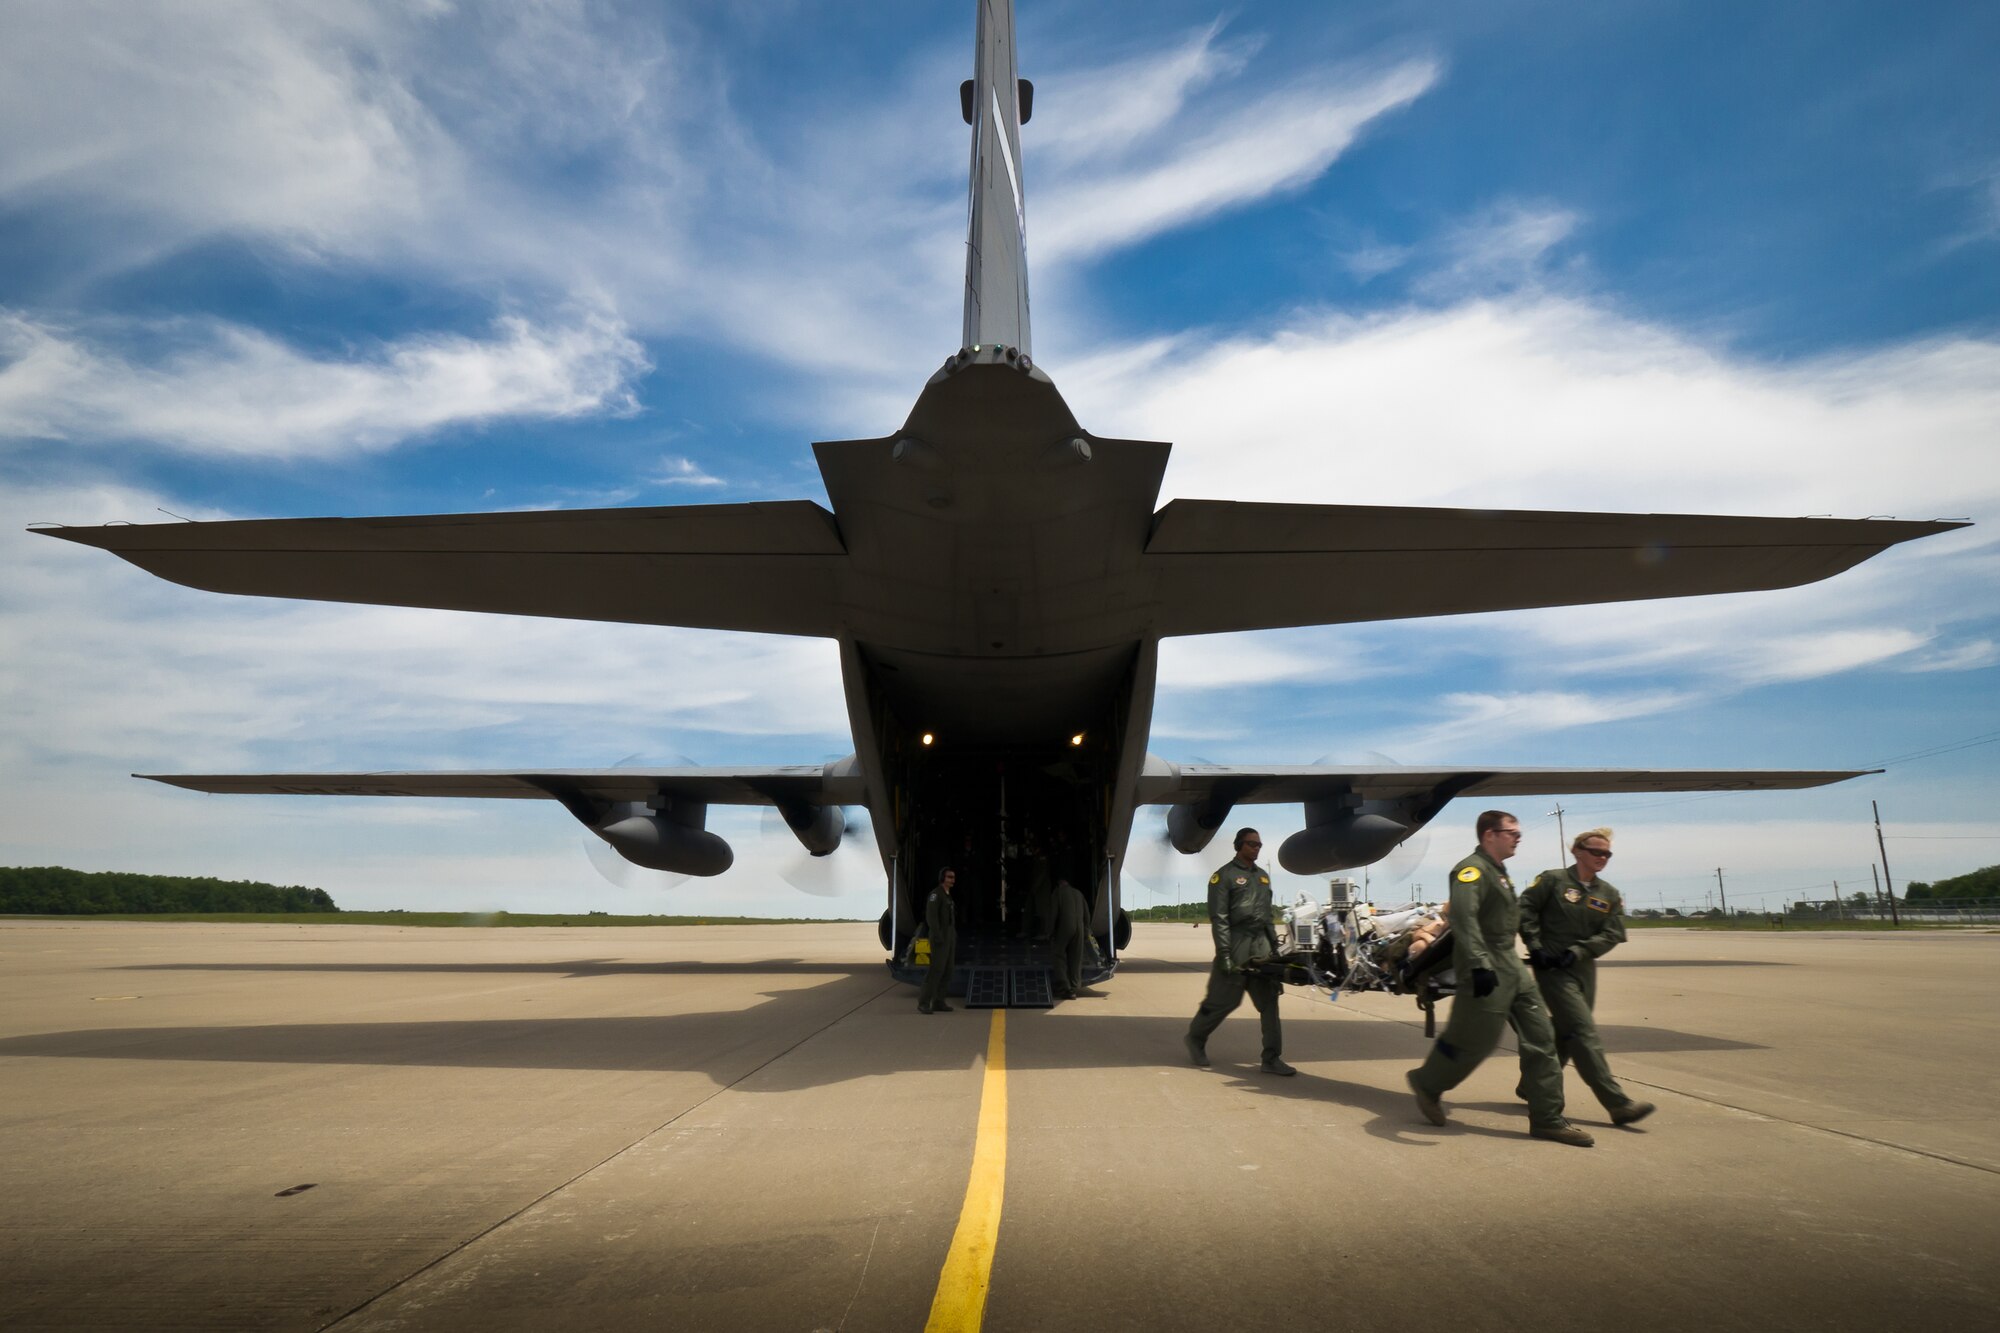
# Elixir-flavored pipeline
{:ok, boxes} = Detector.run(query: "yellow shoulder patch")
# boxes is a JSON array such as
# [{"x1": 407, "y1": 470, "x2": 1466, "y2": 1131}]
[
  {"x1": 1456, "y1": 866, "x2": 1482, "y2": 883},
  {"x1": 1209, "y1": 873, "x2": 1220, "y2": 885}
]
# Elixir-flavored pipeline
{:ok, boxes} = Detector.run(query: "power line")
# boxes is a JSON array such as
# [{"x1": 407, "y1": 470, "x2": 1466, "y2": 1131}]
[{"x1": 1864, "y1": 729, "x2": 2000, "y2": 769}]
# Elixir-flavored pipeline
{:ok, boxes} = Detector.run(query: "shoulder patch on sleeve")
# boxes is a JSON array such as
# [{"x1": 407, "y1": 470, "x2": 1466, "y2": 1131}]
[
  {"x1": 1258, "y1": 875, "x2": 1270, "y2": 885},
  {"x1": 1456, "y1": 866, "x2": 1482, "y2": 883},
  {"x1": 1209, "y1": 873, "x2": 1220, "y2": 885}
]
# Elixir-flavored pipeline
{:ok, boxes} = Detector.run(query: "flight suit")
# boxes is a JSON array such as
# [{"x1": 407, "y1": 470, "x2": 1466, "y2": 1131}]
[
  {"x1": 1029, "y1": 854, "x2": 1055, "y2": 940},
  {"x1": 1410, "y1": 847, "x2": 1567, "y2": 1128},
  {"x1": 1049, "y1": 880, "x2": 1090, "y2": 997},
  {"x1": 1186, "y1": 857, "x2": 1283, "y2": 1063},
  {"x1": 919, "y1": 884, "x2": 958, "y2": 1012},
  {"x1": 1519, "y1": 866, "x2": 1634, "y2": 1112}
]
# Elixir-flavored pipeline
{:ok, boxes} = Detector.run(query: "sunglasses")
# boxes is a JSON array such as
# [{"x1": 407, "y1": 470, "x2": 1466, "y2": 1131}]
[
  {"x1": 1240, "y1": 840, "x2": 1262, "y2": 848},
  {"x1": 1576, "y1": 846, "x2": 1612, "y2": 859}
]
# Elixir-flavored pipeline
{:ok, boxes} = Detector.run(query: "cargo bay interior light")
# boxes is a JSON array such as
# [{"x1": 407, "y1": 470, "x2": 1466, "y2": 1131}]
[
  {"x1": 1069, "y1": 732, "x2": 1085, "y2": 747},
  {"x1": 921, "y1": 732, "x2": 935, "y2": 747}
]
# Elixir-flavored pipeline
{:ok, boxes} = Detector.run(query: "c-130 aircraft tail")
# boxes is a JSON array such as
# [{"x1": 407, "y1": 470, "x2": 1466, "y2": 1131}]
[
  {"x1": 34, "y1": 0, "x2": 1965, "y2": 1000},
  {"x1": 963, "y1": 0, "x2": 1033, "y2": 356}
]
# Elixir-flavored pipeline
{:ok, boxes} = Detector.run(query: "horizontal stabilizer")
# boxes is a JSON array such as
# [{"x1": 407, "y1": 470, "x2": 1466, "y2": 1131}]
[
  {"x1": 1145, "y1": 501, "x2": 1965, "y2": 636},
  {"x1": 1137, "y1": 761, "x2": 1873, "y2": 807},
  {"x1": 37, "y1": 502, "x2": 849, "y2": 637},
  {"x1": 141, "y1": 764, "x2": 867, "y2": 812}
]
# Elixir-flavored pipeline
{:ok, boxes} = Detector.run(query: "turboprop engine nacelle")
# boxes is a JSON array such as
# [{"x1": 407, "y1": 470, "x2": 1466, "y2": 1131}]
[
  {"x1": 775, "y1": 800, "x2": 844, "y2": 857},
  {"x1": 592, "y1": 801, "x2": 734, "y2": 877},
  {"x1": 1278, "y1": 800, "x2": 1416, "y2": 875},
  {"x1": 1167, "y1": 798, "x2": 1231, "y2": 855}
]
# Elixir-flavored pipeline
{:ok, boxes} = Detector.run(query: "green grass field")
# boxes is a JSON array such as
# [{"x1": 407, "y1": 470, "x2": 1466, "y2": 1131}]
[{"x1": 0, "y1": 911, "x2": 862, "y2": 927}]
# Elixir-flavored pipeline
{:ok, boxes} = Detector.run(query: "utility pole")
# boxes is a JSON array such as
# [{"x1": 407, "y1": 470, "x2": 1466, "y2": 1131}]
[
  {"x1": 1715, "y1": 867, "x2": 1728, "y2": 917},
  {"x1": 1549, "y1": 803, "x2": 1568, "y2": 865},
  {"x1": 1872, "y1": 801, "x2": 1902, "y2": 927}
]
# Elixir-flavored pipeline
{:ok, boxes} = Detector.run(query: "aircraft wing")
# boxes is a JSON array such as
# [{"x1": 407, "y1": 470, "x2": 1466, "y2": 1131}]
[
  {"x1": 35, "y1": 501, "x2": 849, "y2": 637},
  {"x1": 140, "y1": 765, "x2": 868, "y2": 814},
  {"x1": 1144, "y1": 501, "x2": 1965, "y2": 636},
  {"x1": 1136, "y1": 762, "x2": 1872, "y2": 806}
]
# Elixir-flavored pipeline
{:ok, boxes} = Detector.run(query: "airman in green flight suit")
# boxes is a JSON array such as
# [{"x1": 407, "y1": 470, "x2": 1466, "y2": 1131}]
[
  {"x1": 1518, "y1": 828, "x2": 1656, "y2": 1125},
  {"x1": 1049, "y1": 877, "x2": 1092, "y2": 999},
  {"x1": 918, "y1": 867, "x2": 958, "y2": 1014},
  {"x1": 1184, "y1": 828, "x2": 1295, "y2": 1076},
  {"x1": 1406, "y1": 811, "x2": 1594, "y2": 1146}
]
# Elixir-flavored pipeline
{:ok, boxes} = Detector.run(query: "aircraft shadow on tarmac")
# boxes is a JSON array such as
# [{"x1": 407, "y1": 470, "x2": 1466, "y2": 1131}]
[
  {"x1": 1600, "y1": 958, "x2": 1793, "y2": 967},
  {"x1": 117, "y1": 959, "x2": 877, "y2": 977},
  {"x1": 0, "y1": 973, "x2": 1763, "y2": 1088},
  {"x1": 112, "y1": 956, "x2": 1792, "y2": 980}
]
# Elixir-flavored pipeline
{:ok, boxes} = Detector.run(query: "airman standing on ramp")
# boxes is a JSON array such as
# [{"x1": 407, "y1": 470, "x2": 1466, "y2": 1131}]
[
  {"x1": 919, "y1": 868, "x2": 958, "y2": 1014},
  {"x1": 1050, "y1": 878, "x2": 1091, "y2": 999}
]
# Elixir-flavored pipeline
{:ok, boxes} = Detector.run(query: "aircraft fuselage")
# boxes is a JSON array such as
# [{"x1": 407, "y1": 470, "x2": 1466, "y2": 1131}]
[{"x1": 817, "y1": 346, "x2": 1173, "y2": 938}]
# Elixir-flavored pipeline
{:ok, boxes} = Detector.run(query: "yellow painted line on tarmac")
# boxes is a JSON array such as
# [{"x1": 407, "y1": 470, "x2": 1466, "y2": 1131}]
[{"x1": 924, "y1": 1009, "x2": 1007, "y2": 1333}]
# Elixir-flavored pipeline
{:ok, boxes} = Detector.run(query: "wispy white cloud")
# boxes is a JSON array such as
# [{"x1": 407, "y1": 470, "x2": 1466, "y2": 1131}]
[
  {"x1": 648, "y1": 455, "x2": 726, "y2": 488},
  {"x1": 1414, "y1": 200, "x2": 1582, "y2": 297},
  {"x1": 1030, "y1": 21, "x2": 1260, "y2": 168},
  {"x1": 1903, "y1": 638, "x2": 2000, "y2": 673},
  {"x1": 0, "y1": 0, "x2": 454, "y2": 263},
  {"x1": 1342, "y1": 240, "x2": 1416, "y2": 282},
  {"x1": 1394, "y1": 688, "x2": 1700, "y2": 753},
  {"x1": 0, "y1": 310, "x2": 647, "y2": 458},
  {"x1": 1034, "y1": 58, "x2": 1440, "y2": 264},
  {"x1": 1156, "y1": 632, "x2": 1344, "y2": 691}
]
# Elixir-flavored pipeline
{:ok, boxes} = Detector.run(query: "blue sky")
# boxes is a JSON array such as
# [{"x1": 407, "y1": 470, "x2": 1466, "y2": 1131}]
[{"x1": 3, "y1": 0, "x2": 1996, "y2": 918}]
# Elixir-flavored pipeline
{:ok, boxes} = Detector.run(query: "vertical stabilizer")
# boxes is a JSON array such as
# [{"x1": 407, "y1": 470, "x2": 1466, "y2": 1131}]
[{"x1": 961, "y1": 0, "x2": 1031, "y2": 355}]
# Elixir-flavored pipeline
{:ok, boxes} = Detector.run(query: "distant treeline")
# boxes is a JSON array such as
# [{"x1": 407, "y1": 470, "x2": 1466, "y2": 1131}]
[
  {"x1": 0, "y1": 866, "x2": 337, "y2": 915},
  {"x1": 1128, "y1": 902, "x2": 1208, "y2": 921},
  {"x1": 1905, "y1": 864, "x2": 1999, "y2": 901}
]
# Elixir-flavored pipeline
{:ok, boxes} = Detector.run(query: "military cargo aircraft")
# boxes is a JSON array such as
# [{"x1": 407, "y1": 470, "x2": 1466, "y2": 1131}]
[{"x1": 36, "y1": 0, "x2": 1962, "y2": 993}]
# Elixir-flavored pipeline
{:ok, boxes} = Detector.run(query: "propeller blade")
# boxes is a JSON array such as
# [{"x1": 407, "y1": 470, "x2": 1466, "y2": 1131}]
[
  {"x1": 1122, "y1": 807, "x2": 1204, "y2": 902},
  {"x1": 578, "y1": 751, "x2": 699, "y2": 892},
  {"x1": 761, "y1": 804, "x2": 872, "y2": 898}
]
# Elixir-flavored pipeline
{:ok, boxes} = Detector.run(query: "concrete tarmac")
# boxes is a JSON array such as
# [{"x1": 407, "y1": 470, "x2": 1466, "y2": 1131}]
[{"x1": 2, "y1": 918, "x2": 1995, "y2": 1331}]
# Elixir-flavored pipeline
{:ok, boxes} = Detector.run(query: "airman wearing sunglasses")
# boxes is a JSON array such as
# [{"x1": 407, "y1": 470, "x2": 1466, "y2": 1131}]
[
  {"x1": 1518, "y1": 828, "x2": 1656, "y2": 1126},
  {"x1": 1184, "y1": 828, "x2": 1294, "y2": 1076},
  {"x1": 1406, "y1": 810, "x2": 1592, "y2": 1146}
]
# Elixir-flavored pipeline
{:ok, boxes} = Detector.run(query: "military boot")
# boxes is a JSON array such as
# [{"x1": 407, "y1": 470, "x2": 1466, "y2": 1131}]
[
  {"x1": 1530, "y1": 1120, "x2": 1595, "y2": 1147},
  {"x1": 1406, "y1": 1070, "x2": 1447, "y2": 1126},
  {"x1": 1610, "y1": 1100, "x2": 1656, "y2": 1126}
]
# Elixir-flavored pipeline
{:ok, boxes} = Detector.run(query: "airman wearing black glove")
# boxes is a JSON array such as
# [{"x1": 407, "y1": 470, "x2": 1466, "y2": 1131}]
[{"x1": 1406, "y1": 811, "x2": 1591, "y2": 1146}]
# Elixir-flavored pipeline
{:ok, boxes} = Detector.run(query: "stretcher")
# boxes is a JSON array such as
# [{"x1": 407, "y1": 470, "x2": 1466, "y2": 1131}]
[{"x1": 1245, "y1": 893, "x2": 1459, "y2": 1036}]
